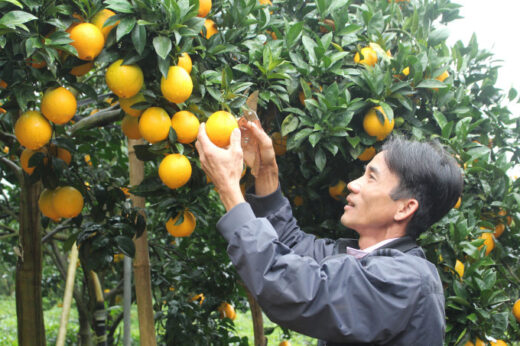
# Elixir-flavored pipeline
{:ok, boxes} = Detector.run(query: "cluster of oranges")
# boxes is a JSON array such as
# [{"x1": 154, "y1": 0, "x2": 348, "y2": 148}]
[{"x1": 38, "y1": 186, "x2": 84, "y2": 221}]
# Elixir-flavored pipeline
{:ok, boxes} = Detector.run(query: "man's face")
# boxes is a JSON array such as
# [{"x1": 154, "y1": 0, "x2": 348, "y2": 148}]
[{"x1": 340, "y1": 151, "x2": 402, "y2": 233}]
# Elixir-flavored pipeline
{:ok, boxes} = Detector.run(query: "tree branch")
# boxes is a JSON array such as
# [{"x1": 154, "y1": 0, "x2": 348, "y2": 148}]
[
  {"x1": 68, "y1": 107, "x2": 121, "y2": 136},
  {"x1": 0, "y1": 156, "x2": 22, "y2": 184},
  {"x1": 41, "y1": 219, "x2": 72, "y2": 243}
]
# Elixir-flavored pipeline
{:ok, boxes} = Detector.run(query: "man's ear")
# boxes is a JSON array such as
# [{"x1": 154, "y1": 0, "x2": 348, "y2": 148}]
[{"x1": 394, "y1": 198, "x2": 419, "y2": 222}]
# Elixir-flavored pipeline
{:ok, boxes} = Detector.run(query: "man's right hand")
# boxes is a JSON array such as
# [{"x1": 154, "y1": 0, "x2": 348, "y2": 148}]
[{"x1": 241, "y1": 121, "x2": 279, "y2": 196}]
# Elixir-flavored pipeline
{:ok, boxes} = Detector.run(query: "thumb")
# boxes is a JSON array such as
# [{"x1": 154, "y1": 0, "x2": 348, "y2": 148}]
[{"x1": 229, "y1": 127, "x2": 241, "y2": 149}]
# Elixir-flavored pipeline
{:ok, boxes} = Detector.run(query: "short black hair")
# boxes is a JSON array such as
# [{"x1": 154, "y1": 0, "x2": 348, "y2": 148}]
[{"x1": 382, "y1": 136, "x2": 463, "y2": 239}]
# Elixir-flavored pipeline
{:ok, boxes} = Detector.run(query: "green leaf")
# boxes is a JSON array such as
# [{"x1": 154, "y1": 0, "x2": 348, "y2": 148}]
[
  {"x1": 233, "y1": 64, "x2": 253, "y2": 75},
  {"x1": 433, "y1": 111, "x2": 447, "y2": 129},
  {"x1": 301, "y1": 36, "x2": 317, "y2": 65},
  {"x1": 1, "y1": 0, "x2": 23, "y2": 8},
  {"x1": 314, "y1": 148, "x2": 326, "y2": 172},
  {"x1": 379, "y1": 102, "x2": 393, "y2": 122},
  {"x1": 116, "y1": 17, "x2": 136, "y2": 41},
  {"x1": 428, "y1": 27, "x2": 450, "y2": 46},
  {"x1": 132, "y1": 25, "x2": 146, "y2": 56},
  {"x1": 25, "y1": 36, "x2": 41, "y2": 57},
  {"x1": 281, "y1": 114, "x2": 299, "y2": 136},
  {"x1": 0, "y1": 11, "x2": 37, "y2": 30},
  {"x1": 285, "y1": 22, "x2": 303, "y2": 49},
  {"x1": 153, "y1": 35, "x2": 172, "y2": 60},
  {"x1": 416, "y1": 80, "x2": 446, "y2": 89},
  {"x1": 115, "y1": 235, "x2": 135, "y2": 257},
  {"x1": 106, "y1": 0, "x2": 134, "y2": 14}
]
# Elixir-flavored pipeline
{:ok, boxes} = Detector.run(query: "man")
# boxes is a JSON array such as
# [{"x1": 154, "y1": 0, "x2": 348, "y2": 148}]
[{"x1": 195, "y1": 121, "x2": 463, "y2": 345}]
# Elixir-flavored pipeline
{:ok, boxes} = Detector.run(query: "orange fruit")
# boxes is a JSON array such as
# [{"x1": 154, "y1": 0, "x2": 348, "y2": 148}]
[
  {"x1": 166, "y1": 210, "x2": 196, "y2": 237},
  {"x1": 69, "y1": 23, "x2": 105, "y2": 61},
  {"x1": 14, "y1": 111, "x2": 52, "y2": 150},
  {"x1": 202, "y1": 19, "x2": 218, "y2": 39},
  {"x1": 478, "y1": 232, "x2": 494, "y2": 256},
  {"x1": 271, "y1": 132, "x2": 287, "y2": 156},
  {"x1": 490, "y1": 340, "x2": 507, "y2": 346},
  {"x1": 52, "y1": 186, "x2": 84, "y2": 218},
  {"x1": 436, "y1": 71, "x2": 449, "y2": 82},
  {"x1": 92, "y1": 9, "x2": 119, "y2": 39},
  {"x1": 177, "y1": 52, "x2": 192, "y2": 74},
  {"x1": 139, "y1": 107, "x2": 171, "y2": 143},
  {"x1": 402, "y1": 66, "x2": 410, "y2": 76},
  {"x1": 513, "y1": 299, "x2": 520, "y2": 322},
  {"x1": 70, "y1": 62, "x2": 94, "y2": 76},
  {"x1": 293, "y1": 195, "x2": 303, "y2": 206},
  {"x1": 0, "y1": 80, "x2": 7, "y2": 88},
  {"x1": 319, "y1": 19, "x2": 335, "y2": 33},
  {"x1": 454, "y1": 197, "x2": 461, "y2": 209},
  {"x1": 475, "y1": 339, "x2": 485, "y2": 346},
  {"x1": 38, "y1": 188, "x2": 61, "y2": 221},
  {"x1": 279, "y1": 341, "x2": 291, "y2": 346},
  {"x1": 105, "y1": 59, "x2": 144, "y2": 98},
  {"x1": 218, "y1": 302, "x2": 236, "y2": 320},
  {"x1": 329, "y1": 180, "x2": 347, "y2": 201},
  {"x1": 205, "y1": 111, "x2": 238, "y2": 148},
  {"x1": 171, "y1": 110, "x2": 200, "y2": 144},
  {"x1": 363, "y1": 106, "x2": 394, "y2": 141},
  {"x1": 454, "y1": 259, "x2": 464, "y2": 278},
  {"x1": 84, "y1": 154, "x2": 92, "y2": 166},
  {"x1": 160, "y1": 66, "x2": 193, "y2": 104},
  {"x1": 259, "y1": 0, "x2": 272, "y2": 4},
  {"x1": 41, "y1": 87, "x2": 77, "y2": 125},
  {"x1": 26, "y1": 57, "x2": 47, "y2": 69},
  {"x1": 354, "y1": 46, "x2": 377, "y2": 66},
  {"x1": 358, "y1": 146, "x2": 376, "y2": 161},
  {"x1": 113, "y1": 253, "x2": 125, "y2": 263},
  {"x1": 49, "y1": 145, "x2": 72, "y2": 165},
  {"x1": 119, "y1": 93, "x2": 145, "y2": 117},
  {"x1": 494, "y1": 223, "x2": 505, "y2": 238},
  {"x1": 190, "y1": 293, "x2": 205, "y2": 305},
  {"x1": 20, "y1": 148, "x2": 44, "y2": 175},
  {"x1": 197, "y1": 0, "x2": 212, "y2": 17},
  {"x1": 159, "y1": 153, "x2": 192, "y2": 189},
  {"x1": 121, "y1": 114, "x2": 142, "y2": 139}
]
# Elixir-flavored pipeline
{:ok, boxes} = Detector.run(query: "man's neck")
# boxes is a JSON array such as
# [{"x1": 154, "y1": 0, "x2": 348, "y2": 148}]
[{"x1": 358, "y1": 228, "x2": 406, "y2": 250}]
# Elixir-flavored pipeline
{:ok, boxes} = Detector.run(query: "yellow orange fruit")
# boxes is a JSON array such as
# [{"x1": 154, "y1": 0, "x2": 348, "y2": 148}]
[
  {"x1": 159, "y1": 153, "x2": 192, "y2": 189},
  {"x1": 171, "y1": 110, "x2": 200, "y2": 144},
  {"x1": 139, "y1": 107, "x2": 171, "y2": 143},
  {"x1": 20, "y1": 148, "x2": 44, "y2": 175},
  {"x1": 92, "y1": 9, "x2": 119, "y2": 39},
  {"x1": 105, "y1": 59, "x2": 144, "y2": 98},
  {"x1": 205, "y1": 111, "x2": 238, "y2": 148},
  {"x1": 14, "y1": 111, "x2": 52, "y2": 150},
  {"x1": 513, "y1": 299, "x2": 520, "y2": 322},
  {"x1": 494, "y1": 223, "x2": 505, "y2": 238},
  {"x1": 354, "y1": 46, "x2": 377, "y2": 66},
  {"x1": 119, "y1": 93, "x2": 145, "y2": 117},
  {"x1": 177, "y1": 52, "x2": 192, "y2": 74},
  {"x1": 160, "y1": 66, "x2": 193, "y2": 104},
  {"x1": 52, "y1": 186, "x2": 84, "y2": 218},
  {"x1": 218, "y1": 302, "x2": 236, "y2": 320},
  {"x1": 475, "y1": 339, "x2": 485, "y2": 346},
  {"x1": 202, "y1": 19, "x2": 218, "y2": 39},
  {"x1": 454, "y1": 197, "x2": 461, "y2": 209},
  {"x1": 69, "y1": 23, "x2": 105, "y2": 61},
  {"x1": 113, "y1": 253, "x2": 124, "y2": 263},
  {"x1": 84, "y1": 154, "x2": 92, "y2": 166},
  {"x1": 363, "y1": 106, "x2": 394, "y2": 141},
  {"x1": 70, "y1": 62, "x2": 94, "y2": 76},
  {"x1": 329, "y1": 180, "x2": 347, "y2": 201},
  {"x1": 271, "y1": 132, "x2": 287, "y2": 156},
  {"x1": 166, "y1": 210, "x2": 196, "y2": 237},
  {"x1": 190, "y1": 293, "x2": 205, "y2": 305},
  {"x1": 121, "y1": 114, "x2": 142, "y2": 139},
  {"x1": 49, "y1": 145, "x2": 72, "y2": 165},
  {"x1": 478, "y1": 232, "x2": 494, "y2": 256},
  {"x1": 293, "y1": 195, "x2": 303, "y2": 206},
  {"x1": 38, "y1": 188, "x2": 61, "y2": 221},
  {"x1": 358, "y1": 146, "x2": 376, "y2": 161},
  {"x1": 402, "y1": 66, "x2": 410, "y2": 76},
  {"x1": 197, "y1": 0, "x2": 212, "y2": 17},
  {"x1": 436, "y1": 71, "x2": 449, "y2": 83},
  {"x1": 490, "y1": 340, "x2": 507, "y2": 346},
  {"x1": 454, "y1": 260, "x2": 464, "y2": 278},
  {"x1": 41, "y1": 87, "x2": 77, "y2": 125},
  {"x1": 259, "y1": 0, "x2": 272, "y2": 4},
  {"x1": 0, "y1": 80, "x2": 7, "y2": 88}
]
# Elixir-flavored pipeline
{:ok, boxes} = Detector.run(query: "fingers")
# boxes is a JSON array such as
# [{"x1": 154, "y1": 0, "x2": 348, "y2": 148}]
[{"x1": 229, "y1": 128, "x2": 241, "y2": 150}]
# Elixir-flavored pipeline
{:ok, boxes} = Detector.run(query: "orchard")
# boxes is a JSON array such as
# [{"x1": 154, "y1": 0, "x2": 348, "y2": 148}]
[{"x1": 0, "y1": 0, "x2": 519, "y2": 345}]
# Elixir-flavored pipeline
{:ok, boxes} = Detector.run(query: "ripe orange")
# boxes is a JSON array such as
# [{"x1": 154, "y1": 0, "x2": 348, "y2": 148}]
[
  {"x1": 14, "y1": 111, "x2": 52, "y2": 150},
  {"x1": 436, "y1": 71, "x2": 449, "y2": 82},
  {"x1": 475, "y1": 339, "x2": 485, "y2": 346},
  {"x1": 358, "y1": 146, "x2": 376, "y2": 161},
  {"x1": 27, "y1": 57, "x2": 47, "y2": 69},
  {"x1": 166, "y1": 210, "x2": 196, "y2": 237},
  {"x1": 177, "y1": 52, "x2": 192, "y2": 74},
  {"x1": 478, "y1": 232, "x2": 494, "y2": 256},
  {"x1": 329, "y1": 180, "x2": 347, "y2": 201},
  {"x1": 49, "y1": 144, "x2": 72, "y2": 165},
  {"x1": 160, "y1": 66, "x2": 193, "y2": 104},
  {"x1": 293, "y1": 195, "x2": 303, "y2": 206},
  {"x1": 494, "y1": 223, "x2": 505, "y2": 238},
  {"x1": 190, "y1": 293, "x2": 205, "y2": 305},
  {"x1": 70, "y1": 62, "x2": 94, "y2": 76},
  {"x1": 92, "y1": 9, "x2": 119, "y2": 39},
  {"x1": 121, "y1": 114, "x2": 142, "y2": 139},
  {"x1": 69, "y1": 23, "x2": 105, "y2": 61},
  {"x1": 363, "y1": 106, "x2": 394, "y2": 141},
  {"x1": 171, "y1": 110, "x2": 200, "y2": 144},
  {"x1": 159, "y1": 153, "x2": 192, "y2": 189},
  {"x1": 218, "y1": 302, "x2": 236, "y2": 320},
  {"x1": 202, "y1": 19, "x2": 218, "y2": 39},
  {"x1": 84, "y1": 154, "x2": 92, "y2": 166},
  {"x1": 279, "y1": 341, "x2": 291, "y2": 346},
  {"x1": 197, "y1": 0, "x2": 212, "y2": 17},
  {"x1": 52, "y1": 186, "x2": 84, "y2": 218},
  {"x1": 38, "y1": 188, "x2": 61, "y2": 221},
  {"x1": 259, "y1": 0, "x2": 272, "y2": 4},
  {"x1": 454, "y1": 197, "x2": 461, "y2": 209},
  {"x1": 105, "y1": 59, "x2": 144, "y2": 98},
  {"x1": 454, "y1": 259, "x2": 464, "y2": 278},
  {"x1": 205, "y1": 111, "x2": 238, "y2": 147},
  {"x1": 354, "y1": 46, "x2": 377, "y2": 66},
  {"x1": 402, "y1": 66, "x2": 410, "y2": 76},
  {"x1": 20, "y1": 148, "x2": 44, "y2": 175},
  {"x1": 0, "y1": 80, "x2": 7, "y2": 88},
  {"x1": 490, "y1": 340, "x2": 507, "y2": 346},
  {"x1": 513, "y1": 299, "x2": 520, "y2": 322},
  {"x1": 139, "y1": 107, "x2": 171, "y2": 143},
  {"x1": 41, "y1": 87, "x2": 77, "y2": 125},
  {"x1": 119, "y1": 93, "x2": 145, "y2": 117},
  {"x1": 271, "y1": 132, "x2": 287, "y2": 156}
]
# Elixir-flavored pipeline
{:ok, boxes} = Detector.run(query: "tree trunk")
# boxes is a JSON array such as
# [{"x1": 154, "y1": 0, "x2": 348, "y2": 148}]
[
  {"x1": 16, "y1": 178, "x2": 45, "y2": 345},
  {"x1": 56, "y1": 242, "x2": 79, "y2": 346},
  {"x1": 245, "y1": 288, "x2": 266, "y2": 346},
  {"x1": 128, "y1": 138, "x2": 156, "y2": 346}
]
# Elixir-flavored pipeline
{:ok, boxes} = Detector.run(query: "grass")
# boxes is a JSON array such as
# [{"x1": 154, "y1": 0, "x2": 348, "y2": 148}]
[{"x1": 0, "y1": 295, "x2": 314, "y2": 345}]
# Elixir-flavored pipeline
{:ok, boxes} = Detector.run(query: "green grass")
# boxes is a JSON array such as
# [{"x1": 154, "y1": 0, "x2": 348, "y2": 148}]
[{"x1": 0, "y1": 295, "x2": 314, "y2": 345}]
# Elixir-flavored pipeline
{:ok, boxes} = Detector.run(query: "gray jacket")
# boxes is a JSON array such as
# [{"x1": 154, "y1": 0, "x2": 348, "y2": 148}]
[{"x1": 217, "y1": 186, "x2": 445, "y2": 345}]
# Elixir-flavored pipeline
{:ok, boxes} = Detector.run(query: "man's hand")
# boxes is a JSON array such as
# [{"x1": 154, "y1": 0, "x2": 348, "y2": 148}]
[
  {"x1": 240, "y1": 121, "x2": 279, "y2": 196},
  {"x1": 195, "y1": 123, "x2": 245, "y2": 211}
]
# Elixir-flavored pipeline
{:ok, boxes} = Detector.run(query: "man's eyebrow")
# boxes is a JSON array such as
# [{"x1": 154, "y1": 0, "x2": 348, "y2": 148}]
[{"x1": 367, "y1": 165, "x2": 380, "y2": 176}]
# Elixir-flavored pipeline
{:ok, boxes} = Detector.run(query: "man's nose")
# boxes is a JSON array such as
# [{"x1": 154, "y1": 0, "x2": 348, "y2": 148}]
[{"x1": 347, "y1": 179, "x2": 361, "y2": 193}]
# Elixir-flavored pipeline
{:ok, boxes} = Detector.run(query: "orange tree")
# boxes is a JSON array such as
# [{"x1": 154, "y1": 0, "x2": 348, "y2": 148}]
[{"x1": 1, "y1": 0, "x2": 520, "y2": 345}]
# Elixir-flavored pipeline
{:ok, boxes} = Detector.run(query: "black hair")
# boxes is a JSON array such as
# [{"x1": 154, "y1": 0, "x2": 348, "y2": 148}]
[{"x1": 382, "y1": 136, "x2": 463, "y2": 239}]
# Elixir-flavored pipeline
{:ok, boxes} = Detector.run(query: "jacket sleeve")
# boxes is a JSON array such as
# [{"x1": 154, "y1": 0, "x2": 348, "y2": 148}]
[
  {"x1": 245, "y1": 185, "x2": 335, "y2": 262},
  {"x1": 217, "y1": 203, "x2": 425, "y2": 344}
]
